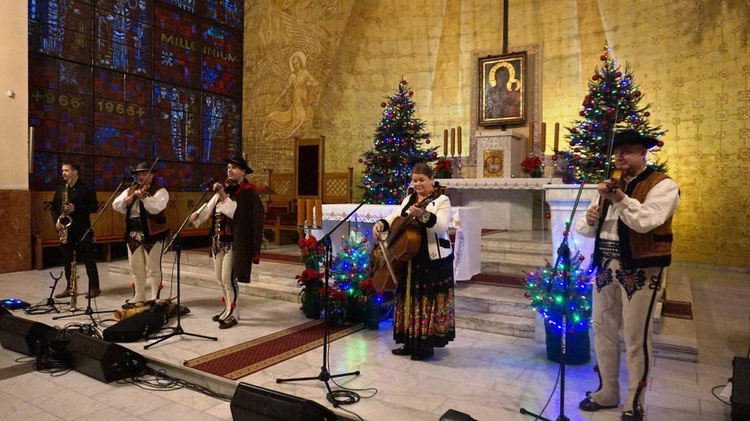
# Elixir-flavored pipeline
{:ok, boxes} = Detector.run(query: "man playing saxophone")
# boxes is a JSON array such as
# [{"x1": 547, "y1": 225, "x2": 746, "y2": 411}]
[{"x1": 51, "y1": 161, "x2": 101, "y2": 299}]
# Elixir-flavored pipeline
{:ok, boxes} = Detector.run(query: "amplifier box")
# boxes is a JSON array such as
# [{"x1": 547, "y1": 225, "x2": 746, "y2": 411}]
[{"x1": 732, "y1": 357, "x2": 750, "y2": 421}]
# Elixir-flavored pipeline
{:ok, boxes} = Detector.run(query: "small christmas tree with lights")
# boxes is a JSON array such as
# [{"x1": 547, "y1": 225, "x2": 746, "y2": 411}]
[
  {"x1": 330, "y1": 229, "x2": 370, "y2": 300},
  {"x1": 360, "y1": 78, "x2": 439, "y2": 204},
  {"x1": 524, "y1": 247, "x2": 593, "y2": 364},
  {"x1": 554, "y1": 46, "x2": 667, "y2": 184},
  {"x1": 524, "y1": 254, "x2": 592, "y2": 334}
]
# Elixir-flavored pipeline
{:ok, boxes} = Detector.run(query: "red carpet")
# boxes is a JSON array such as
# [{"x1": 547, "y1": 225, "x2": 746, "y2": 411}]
[{"x1": 183, "y1": 320, "x2": 363, "y2": 380}]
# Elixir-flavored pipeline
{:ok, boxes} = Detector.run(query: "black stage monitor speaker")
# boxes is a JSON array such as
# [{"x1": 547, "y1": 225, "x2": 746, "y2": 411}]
[
  {"x1": 732, "y1": 356, "x2": 750, "y2": 421},
  {"x1": 439, "y1": 409, "x2": 477, "y2": 421},
  {"x1": 66, "y1": 332, "x2": 147, "y2": 383},
  {"x1": 0, "y1": 314, "x2": 54, "y2": 356},
  {"x1": 230, "y1": 382, "x2": 337, "y2": 421}
]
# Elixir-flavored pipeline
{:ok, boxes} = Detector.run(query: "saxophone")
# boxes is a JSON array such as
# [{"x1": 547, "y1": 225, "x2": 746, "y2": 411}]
[
  {"x1": 69, "y1": 255, "x2": 79, "y2": 310},
  {"x1": 57, "y1": 182, "x2": 72, "y2": 244}
]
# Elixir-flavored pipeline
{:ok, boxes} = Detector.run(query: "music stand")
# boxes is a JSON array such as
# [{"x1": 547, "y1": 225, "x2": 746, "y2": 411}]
[
  {"x1": 144, "y1": 187, "x2": 217, "y2": 349},
  {"x1": 276, "y1": 202, "x2": 365, "y2": 407},
  {"x1": 54, "y1": 176, "x2": 130, "y2": 325},
  {"x1": 520, "y1": 175, "x2": 590, "y2": 421}
]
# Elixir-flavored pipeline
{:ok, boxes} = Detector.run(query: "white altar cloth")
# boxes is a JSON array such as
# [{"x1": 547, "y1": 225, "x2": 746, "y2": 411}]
[{"x1": 310, "y1": 204, "x2": 481, "y2": 281}]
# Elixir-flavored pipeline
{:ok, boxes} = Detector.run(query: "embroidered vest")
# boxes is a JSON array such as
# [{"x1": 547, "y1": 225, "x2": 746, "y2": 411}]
[{"x1": 595, "y1": 167, "x2": 674, "y2": 269}]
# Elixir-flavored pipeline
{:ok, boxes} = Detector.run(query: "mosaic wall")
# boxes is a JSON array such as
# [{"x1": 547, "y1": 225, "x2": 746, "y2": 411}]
[{"x1": 242, "y1": 0, "x2": 748, "y2": 268}]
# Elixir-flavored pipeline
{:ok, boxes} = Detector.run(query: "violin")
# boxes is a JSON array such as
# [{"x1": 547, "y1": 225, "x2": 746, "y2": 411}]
[
  {"x1": 604, "y1": 169, "x2": 623, "y2": 193},
  {"x1": 128, "y1": 181, "x2": 151, "y2": 196}
]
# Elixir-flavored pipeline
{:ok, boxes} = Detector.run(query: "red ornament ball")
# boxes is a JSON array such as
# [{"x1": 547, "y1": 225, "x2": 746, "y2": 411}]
[
  {"x1": 425, "y1": 139, "x2": 430, "y2": 144},
  {"x1": 634, "y1": 90, "x2": 642, "y2": 97},
  {"x1": 545, "y1": 212, "x2": 551, "y2": 219},
  {"x1": 657, "y1": 140, "x2": 664, "y2": 147},
  {"x1": 579, "y1": 255, "x2": 585, "y2": 261},
  {"x1": 579, "y1": 110, "x2": 586, "y2": 116},
  {"x1": 358, "y1": 158, "x2": 363, "y2": 163},
  {"x1": 408, "y1": 90, "x2": 413, "y2": 96},
  {"x1": 592, "y1": 74, "x2": 600, "y2": 80},
  {"x1": 381, "y1": 102, "x2": 386, "y2": 108},
  {"x1": 551, "y1": 155, "x2": 558, "y2": 161},
  {"x1": 606, "y1": 108, "x2": 613, "y2": 115},
  {"x1": 615, "y1": 71, "x2": 622, "y2": 77},
  {"x1": 524, "y1": 292, "x2": 530, "y2": 298},
  {"x1": 644, "y1": 111, "x2": 651, "y2": 117},
  {"x1": 600, "y1": 55, "x2": 608, "y2": 61}
]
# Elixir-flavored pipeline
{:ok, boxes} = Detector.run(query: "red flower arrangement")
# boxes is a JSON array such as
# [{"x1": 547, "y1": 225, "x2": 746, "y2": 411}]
[
  {"x1": 435, "y1": 159, "x2": 453, "y2": 178},
  {"x1": 296, "y1": 267, "x2": 324, "y2": 289},
  {"x1": 520, "y1": 154, "x2": 543, "y2": 178},
  {"x1": 298, "y1": 235, "x2": 324, "y2": 268}
]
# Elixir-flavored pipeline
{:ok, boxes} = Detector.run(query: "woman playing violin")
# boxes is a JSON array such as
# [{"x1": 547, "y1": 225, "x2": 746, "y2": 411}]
[{"x1": 372, "y1": 162, "x2": 456, "y2": 361}]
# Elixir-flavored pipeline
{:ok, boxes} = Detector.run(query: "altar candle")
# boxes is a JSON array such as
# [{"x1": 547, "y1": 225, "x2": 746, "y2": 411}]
[
  {"x1": 306, "y1": 199, "x2": 313, "y2": 226},
  {"x1": 443, "y1": 129, "x2": 448, "y2": 156},
  {"x1": 541, "y1": 122, "x2": 547, "y2": 152},
  {"x1": 450, "y1": 128, "x2": 456, "y2": 156},
  {"x1": 528, "y1": 124, "x2": 534, "y2": 152},
  {"x1": 457, "y1": 126, "x2": 462, "y2": 155},
  {"x1": 315, "y1": 199, "x2": 323, "y2": 227},
  {"x1": 554, "y1": 123, "x2": 560, "y2": 151},
  {"x1": 297, "y1": 199, "x2": 305, "y2": 226}
]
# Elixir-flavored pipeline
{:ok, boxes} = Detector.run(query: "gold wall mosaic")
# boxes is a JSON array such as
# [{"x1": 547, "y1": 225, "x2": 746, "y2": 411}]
[{"x1": 242, "y1": 0, "x2": 749, "y2": 269}]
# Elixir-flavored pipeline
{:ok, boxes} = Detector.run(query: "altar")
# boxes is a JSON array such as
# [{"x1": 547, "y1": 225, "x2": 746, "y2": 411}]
[
  {"x1": 310, "y1": 204, "x2": 482, "y2": 281},
  {"x1": 436, "y1": 177, "x2": 563, "y2": 230}
]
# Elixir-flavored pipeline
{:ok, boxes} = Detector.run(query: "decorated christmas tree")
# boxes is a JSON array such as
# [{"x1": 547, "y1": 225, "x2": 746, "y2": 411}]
[
  {"x1": 330, "y1": 229, "x2": 370, "y2": 299},
  {"x1": 360, "y1": 78, "x2": 439, "y2": 204},
  {"x1": 523, "y1": 251, "x2": 592, "y2": 334},
  {"x1": 554, "y1": 46, "x2": 667, "y2": 184}
]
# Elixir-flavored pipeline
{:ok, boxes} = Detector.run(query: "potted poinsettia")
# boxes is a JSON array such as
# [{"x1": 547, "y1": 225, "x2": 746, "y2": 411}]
[
  {"x1": 296, "y1": 268, "x2": 324, "y2": 319},
  {"x1": 298, "y1": 235, "x2": 324, "y2": 270},
  {"x1": 520, "y1": 153, "x2": 544, "y2": 178},
  {"x1": 435, "y1": 158, "x2": 453, "y2": 178}
]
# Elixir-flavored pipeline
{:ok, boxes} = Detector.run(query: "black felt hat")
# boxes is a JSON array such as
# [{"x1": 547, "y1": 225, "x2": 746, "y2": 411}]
[
  {"x1": 603, "y1": 130, "x2": 658, "y2": 153},
  {"x1": 223, "y1": 154, "x2": 253, "y2": 173},
  {"x1": 133, "y1": 161, "x2": 157, "y2": 172}
]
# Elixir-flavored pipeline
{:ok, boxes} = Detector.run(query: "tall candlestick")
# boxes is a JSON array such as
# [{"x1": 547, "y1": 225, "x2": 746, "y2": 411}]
[
  {"x1": 443, "y1": 129, "x2": 448, "y2": 156},
  {"x1": 457, "y1": 126, "x2": 462, "y2": 155},
  {"x1": 297, "y1": 199, "x2": 304, "y2": 226},
  {"x1": 528, "y1": 124, "x2": 534, "y2": 153},
  {"x1": 305, "y1": 199, "x2": 313, "y2": 226},
  {"x1": 315, "y1": 199, "x2": 323, "y2": 227},
  {"x1": 554, "y1": 123, "x2": 560, "y2": 151},
  {"x1": 450, "y1": 128, "x2": 456, "y2": 156},
  {"x1": 541, "y1": 122, "x2": 547, "y2": 152}
]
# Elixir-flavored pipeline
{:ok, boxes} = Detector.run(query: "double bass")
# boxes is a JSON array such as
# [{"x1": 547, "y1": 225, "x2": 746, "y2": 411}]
[{"x1": 368, "y1": 189, "x2": 441, "y2": 291}]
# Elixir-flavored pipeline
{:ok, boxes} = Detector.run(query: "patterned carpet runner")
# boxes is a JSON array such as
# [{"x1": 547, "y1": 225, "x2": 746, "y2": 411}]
[{"x1": 183, "y1": 320, "x2": 363, "y2": 380}]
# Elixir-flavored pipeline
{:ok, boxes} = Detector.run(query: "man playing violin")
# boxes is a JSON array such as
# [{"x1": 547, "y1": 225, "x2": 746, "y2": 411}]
[
  {"x1": 113, "y1": 161, "x2": 169, "y2": 308},
  {"x1": 576, "y1": 130, "x2": 680, "y2": 421},
  {"x1": 188, "y1": 154, "x2": 264, "y2": 329},
  {"x1": 372, "y1": 162, "x2": 456, "y2": 361}
]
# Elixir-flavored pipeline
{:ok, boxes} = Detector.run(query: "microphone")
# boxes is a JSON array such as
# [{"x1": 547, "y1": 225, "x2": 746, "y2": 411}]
[{"x1": 199, "y1": 177, "x2": 218, "y2": 188}]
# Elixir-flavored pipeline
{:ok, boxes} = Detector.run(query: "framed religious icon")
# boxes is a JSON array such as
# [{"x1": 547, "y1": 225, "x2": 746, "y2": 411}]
[
  {"x1": 483, "y1": 149, "x2": 504, "y2": 178},
  {"x1": 478, "y1": 51, "x2": 526, "y2": 126}
]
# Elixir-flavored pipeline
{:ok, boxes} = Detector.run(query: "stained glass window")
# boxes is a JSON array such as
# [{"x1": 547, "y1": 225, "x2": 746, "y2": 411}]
[{"x1": 29, "y1": 0, "x2": 243, "y2": 191}]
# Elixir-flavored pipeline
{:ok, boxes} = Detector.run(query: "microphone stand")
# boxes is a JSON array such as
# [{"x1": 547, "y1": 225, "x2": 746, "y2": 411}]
[
  {"x1": 144, "y1": 187, "x2": 218, "y2": 349},
  {"x1": 54, "y1": 176, "x2": 130, "y2": 325},
  {"x1": 276, "y1": 201, "x2": 365, "y2": 407},
  {"x1": 520, "y1": 174, "x2": 589, "y2": 421}
]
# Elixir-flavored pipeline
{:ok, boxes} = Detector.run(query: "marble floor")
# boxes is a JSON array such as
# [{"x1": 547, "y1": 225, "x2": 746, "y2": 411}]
[{"x1": 0, "y1": 249, "x2": 748, "y2": 421}]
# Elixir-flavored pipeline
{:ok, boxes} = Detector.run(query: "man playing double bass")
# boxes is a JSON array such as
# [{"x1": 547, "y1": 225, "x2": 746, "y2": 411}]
[{"x1": 372, "y1": 162, "x2": 456, "y2": 361}]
